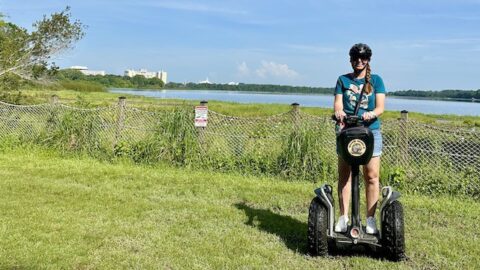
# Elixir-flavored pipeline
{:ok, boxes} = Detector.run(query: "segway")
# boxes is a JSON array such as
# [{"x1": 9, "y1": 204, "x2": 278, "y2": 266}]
[{"x1": 307, "y1": 86, "x2": 406, "y2": 261}]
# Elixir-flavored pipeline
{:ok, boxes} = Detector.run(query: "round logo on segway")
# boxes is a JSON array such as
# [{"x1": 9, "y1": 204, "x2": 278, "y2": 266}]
[{"x1": 347, "y1": 139, "x2": 367, "y2": 157}]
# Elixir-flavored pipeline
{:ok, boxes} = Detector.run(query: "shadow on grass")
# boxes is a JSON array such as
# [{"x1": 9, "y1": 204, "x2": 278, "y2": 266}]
[
  {"x1": 234, "y1": 202, "x2": 307, "y2": 254},
  {"x1": 234, "y1": 202, "x2": 387, "y2": 260}
]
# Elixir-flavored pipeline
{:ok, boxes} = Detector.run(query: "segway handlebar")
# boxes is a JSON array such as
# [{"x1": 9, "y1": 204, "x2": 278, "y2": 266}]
[{"x1": 332, "y1": 114, "x2": 365, "y2": 127}]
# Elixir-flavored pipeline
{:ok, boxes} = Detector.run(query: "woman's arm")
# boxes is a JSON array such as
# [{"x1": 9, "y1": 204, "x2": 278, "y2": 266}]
[
  {"x1": 373, "y1": 93, "x2": 385, "y2": 116},
  {"x1": 334, "y1": 94, "x2": 346, "y2": 120},
  {"x1": 363, "y1": 93, "x2": 385, "y2": 120}
]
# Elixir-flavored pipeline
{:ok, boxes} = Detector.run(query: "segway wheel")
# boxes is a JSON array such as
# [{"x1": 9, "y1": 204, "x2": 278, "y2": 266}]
[
  {"x1": 381, "y1": 200, "x2": 406, "y2": 261},
  {"x1": 307, "y1": 197, "x2": 328, "y2": 256}
]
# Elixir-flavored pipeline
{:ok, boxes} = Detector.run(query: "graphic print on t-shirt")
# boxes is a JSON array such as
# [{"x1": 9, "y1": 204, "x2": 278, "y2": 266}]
[{"x1": 347, "y1": 83, "x2": 370, "y2": 109}]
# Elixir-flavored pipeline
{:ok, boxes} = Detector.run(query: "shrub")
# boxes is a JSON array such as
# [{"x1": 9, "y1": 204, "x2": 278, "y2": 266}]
[{"x1": 60, "y1": 80, "x2": 106, "y2": 92}]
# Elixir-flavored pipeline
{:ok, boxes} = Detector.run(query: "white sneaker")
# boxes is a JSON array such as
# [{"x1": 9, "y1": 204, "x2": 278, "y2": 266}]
[
  {"x1": 335, "y1": 215, "x2": 349, "y2": 233},
  {"x1": 366, "y1": 216, "x2": 378, "y2": 234}
]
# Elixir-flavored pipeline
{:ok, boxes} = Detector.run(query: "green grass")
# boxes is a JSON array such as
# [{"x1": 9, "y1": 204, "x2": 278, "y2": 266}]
[{"x1": 0, "y1": 146, "x2": 478, "y2": 269}]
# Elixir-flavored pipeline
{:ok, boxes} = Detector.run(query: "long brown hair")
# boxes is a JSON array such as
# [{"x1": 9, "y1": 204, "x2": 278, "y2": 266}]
[{"x1": 365, "y1": 63, "x2": 373, "y2": 94}]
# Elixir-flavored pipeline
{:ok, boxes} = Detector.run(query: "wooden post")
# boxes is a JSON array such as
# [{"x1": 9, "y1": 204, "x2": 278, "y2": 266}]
[
  {"x1": 399, "y1": 110, "x2": 409, "y2": 167},
  {"x1": 50, "y1": 95, "x2": 59, "y2": 105},
  {"x1": 291, "y1": 102, "x2": 300, "y2": 128},
  {"x1": 47, "y1": 95, "x2": 60, "y2": 133},
  {"x1": 114, "y1": 96, "x2": 127, "y2": 149}
]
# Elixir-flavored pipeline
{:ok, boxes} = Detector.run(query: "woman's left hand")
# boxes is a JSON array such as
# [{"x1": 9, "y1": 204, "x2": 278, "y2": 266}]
[{"x1": 362, "y1": 111, "x2": 377, "y2": 121}]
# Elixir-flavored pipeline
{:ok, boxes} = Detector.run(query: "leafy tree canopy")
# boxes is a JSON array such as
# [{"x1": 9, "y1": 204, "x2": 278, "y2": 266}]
[{"x1": 0, "y1": 7, "x2": 84, "y2": 89}]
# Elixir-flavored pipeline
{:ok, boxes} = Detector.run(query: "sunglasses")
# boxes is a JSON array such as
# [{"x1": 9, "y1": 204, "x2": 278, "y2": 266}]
[{"x1": 350, "y1": 57, "x2": 370, "y2": 63}]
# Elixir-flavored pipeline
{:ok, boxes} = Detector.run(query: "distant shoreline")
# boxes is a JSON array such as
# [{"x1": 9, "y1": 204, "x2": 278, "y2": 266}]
[
  {"x1": 111, "y1": 87, "x2": 480, "y2": 103},
  {"x1": 388, "y1": 95, "x2": 479, "y2": 103},
  {"x1": 57, "y1": 69, "x2": 479, "y2": 102}
]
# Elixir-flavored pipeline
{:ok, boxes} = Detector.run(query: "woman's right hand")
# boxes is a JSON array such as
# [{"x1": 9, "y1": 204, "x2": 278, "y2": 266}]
[{"x1": 334, "y1": 110, "x2": 347, "y2": 122}]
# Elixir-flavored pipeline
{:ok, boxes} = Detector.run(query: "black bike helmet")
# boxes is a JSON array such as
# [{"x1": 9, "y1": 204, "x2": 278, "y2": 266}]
[{"x1": 349, "y1": 43, "x2": 372, "y2": 60}]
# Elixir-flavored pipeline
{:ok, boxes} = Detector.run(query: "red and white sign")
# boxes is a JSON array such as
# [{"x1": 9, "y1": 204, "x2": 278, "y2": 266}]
[{"x1": 194, "y1": 106, "x2": 208, "y2": 127}]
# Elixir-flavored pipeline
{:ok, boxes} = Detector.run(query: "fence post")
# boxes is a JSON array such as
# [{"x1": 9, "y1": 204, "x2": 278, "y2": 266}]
[
  {"x1": 47, "y1": 94, "x2": 60, "y2": 136},
  {"x1": 291, "y1": 102, "x2": 300, "y2": 128},
  {"x1": 114, "y1": 96, "x2": 127, "y2": 150},
  {"x1": 50, "y1": 95, "x2": 59, "y2": 105},
  {"x1": 398, "y1": 110, "x2": 409, "y2": 167}
]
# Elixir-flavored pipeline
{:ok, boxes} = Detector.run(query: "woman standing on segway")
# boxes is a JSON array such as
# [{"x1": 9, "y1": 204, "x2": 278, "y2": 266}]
[{"x1": 333, "y1": 43, "x2": 386, "y2": 234}]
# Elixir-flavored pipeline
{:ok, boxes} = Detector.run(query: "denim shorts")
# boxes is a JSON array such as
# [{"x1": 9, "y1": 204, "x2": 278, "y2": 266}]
[
  {"x1": 371, "y1": 129, "x2": 383, "y2": 157},
  {"x1": 336, "y1": 129, "x2": 383, "y2": 157}
]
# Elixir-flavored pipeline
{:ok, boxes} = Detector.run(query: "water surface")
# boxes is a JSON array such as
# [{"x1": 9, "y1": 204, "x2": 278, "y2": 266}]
[{"x1": 110, "y1": 89, "x2": 479, "y2": 116}]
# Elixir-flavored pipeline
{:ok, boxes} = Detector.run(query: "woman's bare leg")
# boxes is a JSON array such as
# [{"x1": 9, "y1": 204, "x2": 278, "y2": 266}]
[
  {"x1": 338, "y1": 157, "x2": 352, "y2": 216},
  {"x1": 363, "y1": 156, "x2": 380, "y2": 217}
]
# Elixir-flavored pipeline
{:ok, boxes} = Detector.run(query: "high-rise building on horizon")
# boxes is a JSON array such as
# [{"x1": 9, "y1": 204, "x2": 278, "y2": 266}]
[
  {"x1": 70, "y1": 66, "x2": 106, "y2": 76},
  {"x1": 124, "y1": 69, "x2": 168, "y2": 84}
]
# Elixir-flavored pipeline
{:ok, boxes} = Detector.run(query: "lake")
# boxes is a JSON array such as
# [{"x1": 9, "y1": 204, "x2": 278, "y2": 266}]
[{"x1": 109, "y1": 89, "x2": 480, "y2": 116}]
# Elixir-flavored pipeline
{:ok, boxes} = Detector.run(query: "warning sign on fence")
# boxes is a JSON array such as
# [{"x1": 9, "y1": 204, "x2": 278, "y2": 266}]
[{"x1": 195, "y1": 106, "x2": 208, "y2": 127}]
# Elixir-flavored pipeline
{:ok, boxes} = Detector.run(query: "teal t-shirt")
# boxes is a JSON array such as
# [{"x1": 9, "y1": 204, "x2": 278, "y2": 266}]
[{"x1": 334, "y1": 73, "x2": 386, "y2": 130}]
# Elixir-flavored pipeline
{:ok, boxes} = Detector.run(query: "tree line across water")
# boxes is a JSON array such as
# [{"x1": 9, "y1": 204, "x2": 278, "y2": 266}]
[
  {"x1": 388, "y1": 89, "x2": 480, "y2": 100},
  {"x1": 56, "y1": 69, "x2": 480, "y2": 100}
]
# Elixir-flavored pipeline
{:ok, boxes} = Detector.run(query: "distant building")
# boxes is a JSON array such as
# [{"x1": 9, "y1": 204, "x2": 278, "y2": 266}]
[
  {"x1": 227, "y1": 81, "x2": 239, "y2": 86},
  {"x1": 199, "y1": 77, "x2": 212, "y2": 84},
  {"x1": 70, "y1": 66, "x2": 106, "y2": 76},
  {"x1": 124, "y1": 69, "x2": 168, "y2": 84}
]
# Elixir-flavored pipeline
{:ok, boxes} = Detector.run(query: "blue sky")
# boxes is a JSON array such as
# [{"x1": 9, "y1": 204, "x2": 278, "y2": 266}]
[{"x1": 1, "y1": 0, "x2": 480, "y2": 90}]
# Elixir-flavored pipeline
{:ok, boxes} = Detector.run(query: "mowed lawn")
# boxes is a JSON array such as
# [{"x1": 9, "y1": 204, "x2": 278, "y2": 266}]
[{"x1": 0, "y1": 147, "x2": 478, "y2": 269}]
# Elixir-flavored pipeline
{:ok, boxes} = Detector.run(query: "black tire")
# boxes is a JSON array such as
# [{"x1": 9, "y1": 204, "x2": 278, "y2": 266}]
[
  {"x1": 307, "y1": 197, "x2": 329, "y2": 256},
  {"x1": 381, "y1": 200, "x2": 406, "y2": 261}
]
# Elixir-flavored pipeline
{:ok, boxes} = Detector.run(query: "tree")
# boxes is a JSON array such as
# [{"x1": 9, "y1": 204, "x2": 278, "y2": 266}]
[{"x1": 0, "y1": 7, "x2": 84, "y2": 84}]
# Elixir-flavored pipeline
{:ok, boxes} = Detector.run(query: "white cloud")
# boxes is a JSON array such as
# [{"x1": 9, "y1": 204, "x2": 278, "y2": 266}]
[
  {"x1": 255, "y1": 61, "x2": 298, "y2": 78},
  {"x1": 237, "y1": 61, "x2": 250, "y2": 76}
]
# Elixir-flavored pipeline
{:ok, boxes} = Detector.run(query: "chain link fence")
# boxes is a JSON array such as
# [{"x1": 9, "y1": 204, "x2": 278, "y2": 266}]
[{"x1": 0, "y1": 97, "x2": 478, "y2": 198}]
